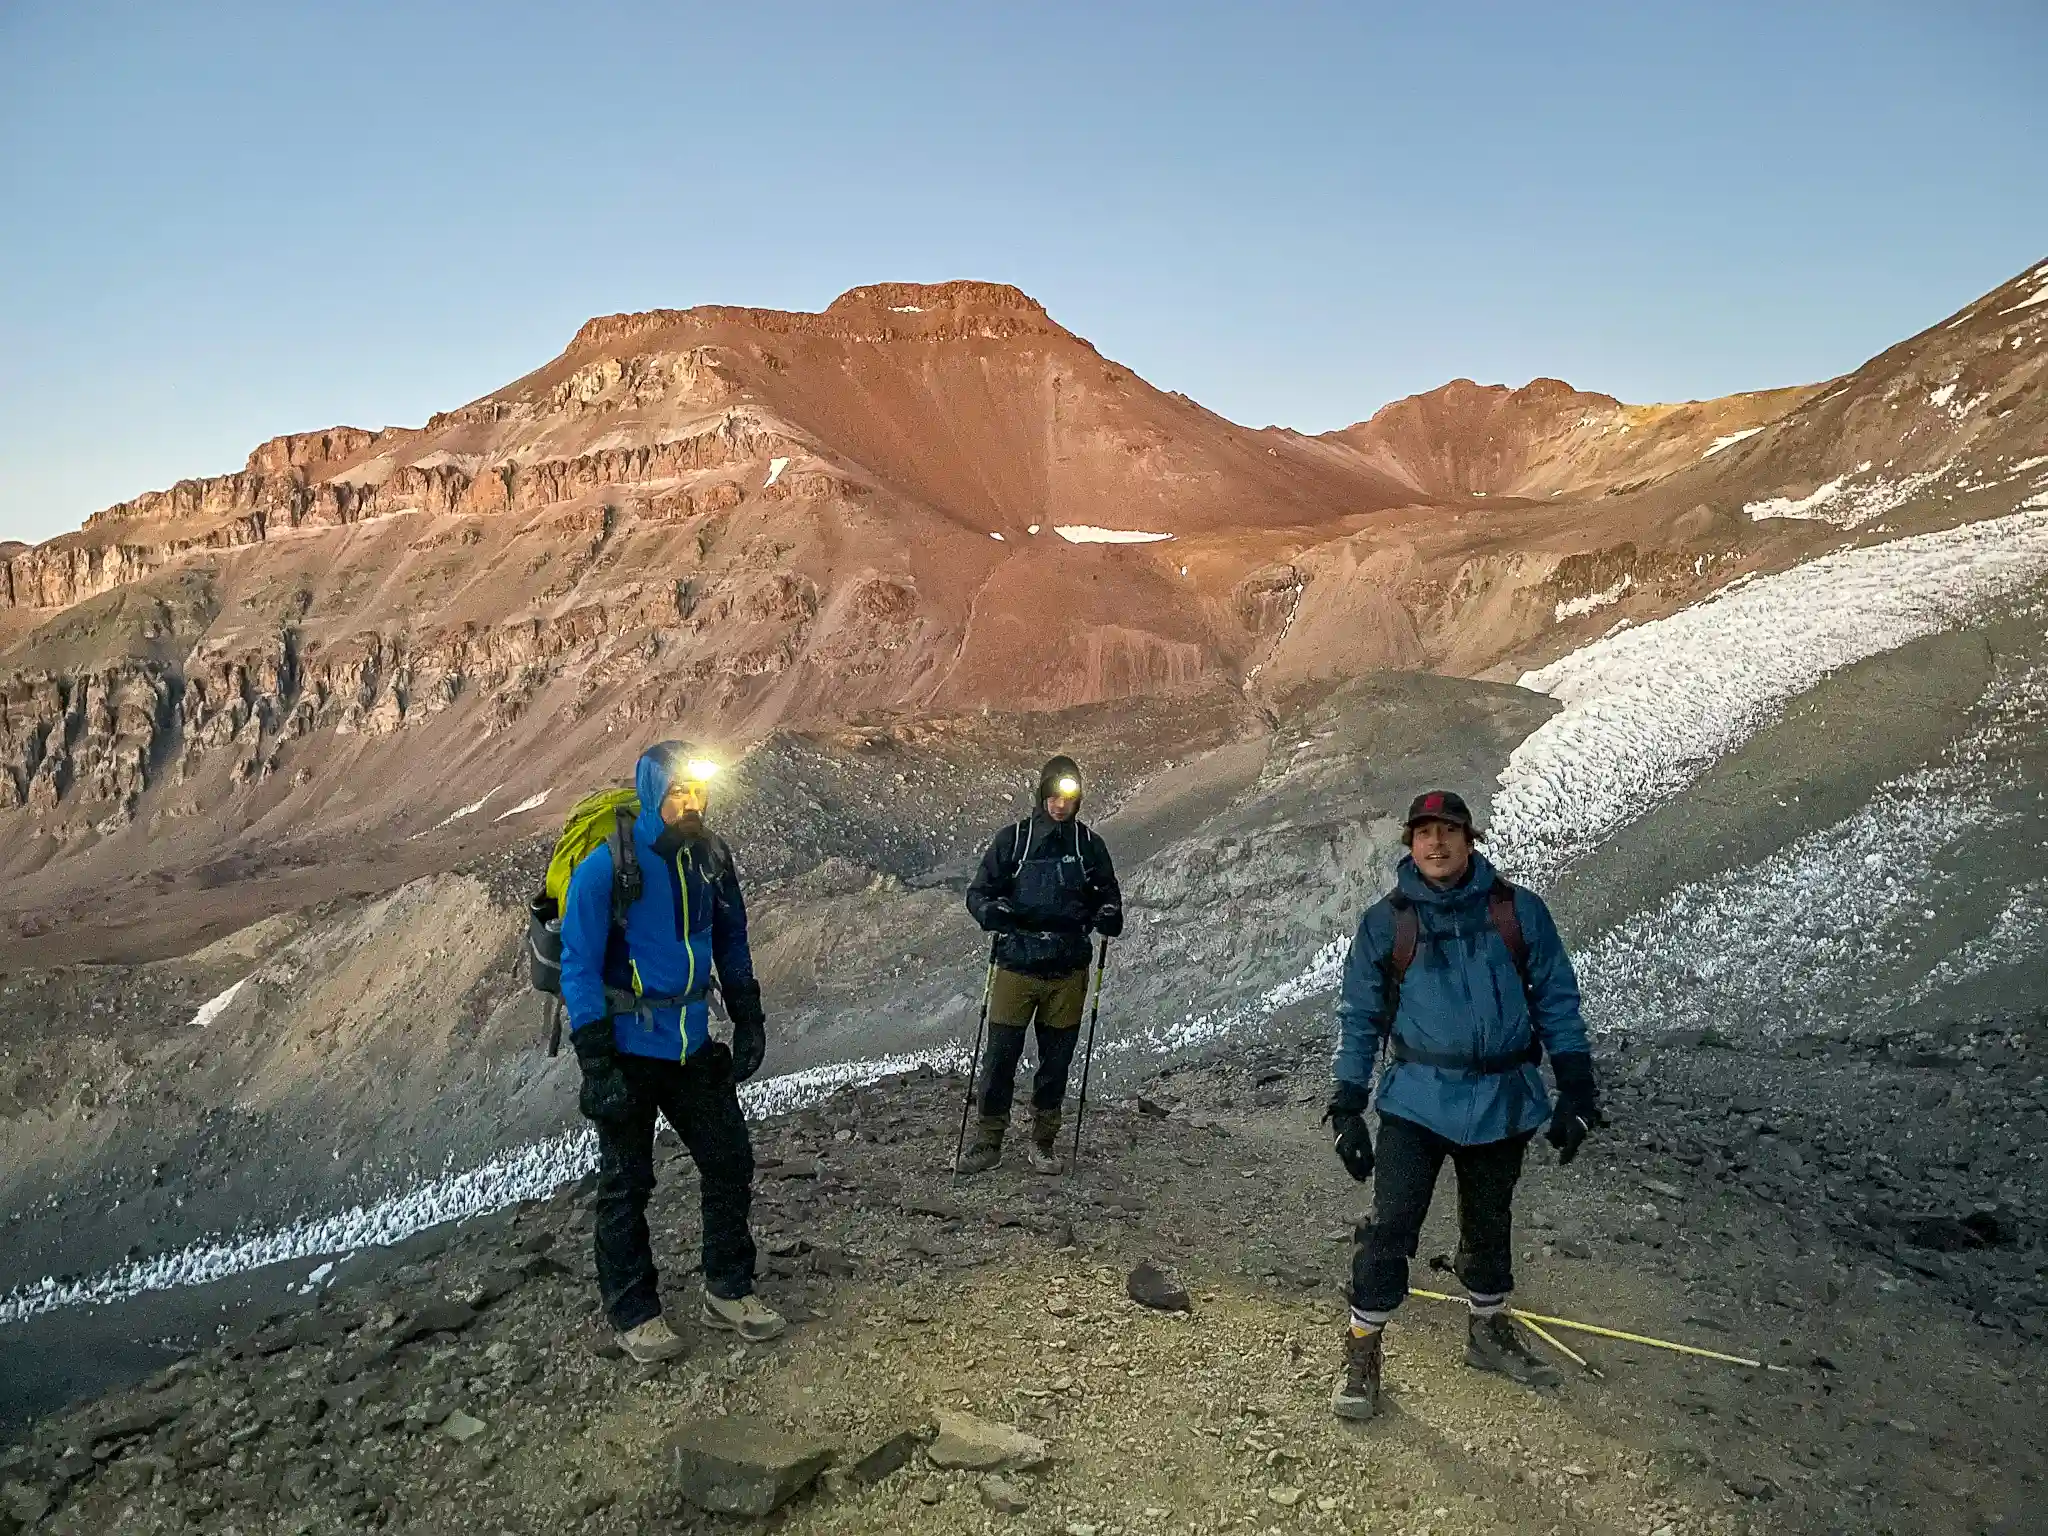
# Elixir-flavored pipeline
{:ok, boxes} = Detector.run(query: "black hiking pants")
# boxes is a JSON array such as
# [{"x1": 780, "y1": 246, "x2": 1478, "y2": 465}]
[
  {"x1": 1351, "y1": 1114, "x2": 1531, "y2": 1315},
  {"x1": 592, "y1": 1045, "x2": 756, "y2": 1332}
]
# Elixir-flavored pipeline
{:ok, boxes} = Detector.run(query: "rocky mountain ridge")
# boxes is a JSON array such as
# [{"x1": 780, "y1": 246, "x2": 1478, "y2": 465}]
[{"x1": 3, "y1": 262, "x2": 2043, "y2": 932}]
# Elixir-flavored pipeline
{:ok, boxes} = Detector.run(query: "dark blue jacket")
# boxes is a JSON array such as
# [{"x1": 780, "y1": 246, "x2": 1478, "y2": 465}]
[
  {"x1": 1333, "y1": 853, "x2": 1587, "y2": 1145},
  {"x1": 966, "y1": 811, "x2": 1121, "y2": 978},
  {"x1": 559, "y1": 746, "x2": 756, "y2": 1061}
]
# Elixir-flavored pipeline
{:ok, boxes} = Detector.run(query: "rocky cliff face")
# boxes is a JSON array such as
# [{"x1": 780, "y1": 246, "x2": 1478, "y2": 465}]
[{"x1": 3, "y1": 263, "x2": 2042, "y2": 911}]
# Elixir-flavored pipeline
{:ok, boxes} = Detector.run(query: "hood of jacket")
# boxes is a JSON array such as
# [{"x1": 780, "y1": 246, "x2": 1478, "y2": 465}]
[{"x1": 633, "y1": 740, "x2": 707, "y2": 845}]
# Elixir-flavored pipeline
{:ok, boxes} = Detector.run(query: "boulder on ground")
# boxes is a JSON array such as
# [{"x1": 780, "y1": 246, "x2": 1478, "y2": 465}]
[
  {"x1": 1127, "y1": 1259, "x2": 1192, "y2": 1312},
  {"x1": 666, "y1": 1415, "x2": 837, "y2": 1516},
  {"x1": 926, "y1": 1411, "x2": 1048, "y2": 1471}
]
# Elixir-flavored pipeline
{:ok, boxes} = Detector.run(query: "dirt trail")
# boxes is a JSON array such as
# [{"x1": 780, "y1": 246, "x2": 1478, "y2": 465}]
[{"x1": 8, "y1": 1036, "x2": 2038, "y2": 1536}]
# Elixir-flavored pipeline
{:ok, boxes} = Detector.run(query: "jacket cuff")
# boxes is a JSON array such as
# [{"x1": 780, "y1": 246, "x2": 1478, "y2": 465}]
[
  {"x1": 1549, "y1": 1051, "x2": 1596, "y2": 1095},
  {"x1": 1329, "y1": 1079, "x2": 1373, "y2": 1115}
]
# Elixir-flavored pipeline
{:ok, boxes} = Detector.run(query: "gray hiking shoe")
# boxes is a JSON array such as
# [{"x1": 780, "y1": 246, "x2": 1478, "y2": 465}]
[
  {"x1": 955, "y1": 1115, "x2": 1006, "y2": 1175},
  {"x1": 701, "y1": 1290, "x2": 786, "y2": 1342},
  {"x1": 1465, "y1": 1312, "x2": 1562, "y2": 1389},
  {"x1": 1331, "y1": 1327, "x2": 1383, "y2": 1421},
  {"x1": 1027, "y1": 1109, "x2": 1063, "y2": 1174},
  {"x1": 618, "y1": 1315, "x2": 688, "y2": 1364}
]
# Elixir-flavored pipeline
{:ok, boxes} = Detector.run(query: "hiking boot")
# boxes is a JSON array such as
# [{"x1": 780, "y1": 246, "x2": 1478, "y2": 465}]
[
  {"x1": 1465, "y1": 1311, "x2": 1561, "y2": 1390},
  {"x1": 618, "y1": 1315, "x2": 688, "y2": 1364},
  {"x1": 1330, "y1": 1327, "x2": 1382, "y2": 1420},
  {"x1": 955, "y1": 1115, "x2": 1006, "y2": 1175},
  {"x1": 701, "y1": 1290, "x2": 787, "y2": 1342},
  {"x1": 1027, "y1": 1109, "x2": 1063, "y2": 1174}
]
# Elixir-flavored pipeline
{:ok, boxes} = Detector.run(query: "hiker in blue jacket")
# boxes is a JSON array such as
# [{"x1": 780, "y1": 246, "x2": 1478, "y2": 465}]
[
  {"x1": 560, "y1": 740, "x2": 784, "y2": 1362},
  {"x1": 1325, "y1": 789, "x2": 1601, "y2": 1420}
]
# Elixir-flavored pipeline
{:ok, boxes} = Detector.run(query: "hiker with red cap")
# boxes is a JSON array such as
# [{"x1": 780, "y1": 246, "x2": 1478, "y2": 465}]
[{"x1": 1326, "y1": 789, "x2": 1601, "y2": 1420}]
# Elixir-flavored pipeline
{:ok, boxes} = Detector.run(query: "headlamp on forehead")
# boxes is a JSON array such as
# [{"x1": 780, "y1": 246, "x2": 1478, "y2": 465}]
[
  {"x1": 684, "y1": 759, "x2": 720, "y2": 784},
  {"x1": 1055, "y1": 776, "x2": 1081, "y2": 797}
]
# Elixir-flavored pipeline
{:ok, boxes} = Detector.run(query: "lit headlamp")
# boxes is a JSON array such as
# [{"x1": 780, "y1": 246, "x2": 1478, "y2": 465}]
[
  {"x1": 684, "y1": 759, "x2": 721, "y2": 784},
  {"x1": 1055, "y1": 776, "x2": 1081, "y2": 797}
]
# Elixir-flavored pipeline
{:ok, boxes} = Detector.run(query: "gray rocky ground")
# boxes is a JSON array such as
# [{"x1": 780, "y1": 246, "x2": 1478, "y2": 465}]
[
  {"x1": 2, "y1": 1037, "x2": 2040, "y2": 1536},
  {"x1": 4, "y1": 592, "x2": 2045, "y2": 1533}
]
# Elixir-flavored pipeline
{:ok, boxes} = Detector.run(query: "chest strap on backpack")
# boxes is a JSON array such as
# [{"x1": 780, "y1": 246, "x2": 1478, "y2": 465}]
[
  {"x1": 1382, "y1": 879, "x2": 1541, "y2": 1072},
  {"x1": 603, "y1": 984, "x2": 711, "y2": 1027}
]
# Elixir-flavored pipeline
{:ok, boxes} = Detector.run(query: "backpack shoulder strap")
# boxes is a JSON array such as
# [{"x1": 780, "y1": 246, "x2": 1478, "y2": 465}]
[
  {"x1": 608, "y1": 805, "x2": 642, "y2": 926},
  {"x1": 1009, "y1": 816, "x2": 1032, "y2": 876},
  {"x1": 1382, "y1": 892, "x2": 1419, "y2": 1021},
  {"x1": 1487, "y1": 878, "x2": 1531, "y2": 983}
]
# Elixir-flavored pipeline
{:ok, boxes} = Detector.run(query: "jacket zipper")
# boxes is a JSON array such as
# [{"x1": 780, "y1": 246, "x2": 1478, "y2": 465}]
[{"x1": 675, "y1": 851, "x2": 696, "y2": 1059}]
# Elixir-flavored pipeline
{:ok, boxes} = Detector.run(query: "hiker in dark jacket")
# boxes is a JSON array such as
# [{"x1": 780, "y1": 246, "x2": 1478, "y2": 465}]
[
  {"x1": 1326, "y1": 789, "x2": 1600, "y2": 1420},
  {"x1": 560, "y1": 740, "x2": 783, "y2": 1363},
  {"x1": 960, "y1": 754, "x2": 1123, "y2": 1174}
]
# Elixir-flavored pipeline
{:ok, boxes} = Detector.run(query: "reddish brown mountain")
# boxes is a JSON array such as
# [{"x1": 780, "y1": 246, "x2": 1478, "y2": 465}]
[
  {"x1": 1321, "y1": 377, "x2": 1814, "y2": 501},
  {"x1": 3, "y1": 260, "x2": 2043, "y2": 923}
]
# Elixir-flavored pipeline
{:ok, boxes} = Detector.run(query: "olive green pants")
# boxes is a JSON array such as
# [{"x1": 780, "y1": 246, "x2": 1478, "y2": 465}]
[{"x1": 976, "y1": 966, "x2": 1087, "y2": 1119}]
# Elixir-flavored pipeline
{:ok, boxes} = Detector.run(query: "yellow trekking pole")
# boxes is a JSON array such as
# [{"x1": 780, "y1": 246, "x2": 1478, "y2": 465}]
[{"x1": 1408, "y1": 1287, "x2": 1788, "y2": 1371}]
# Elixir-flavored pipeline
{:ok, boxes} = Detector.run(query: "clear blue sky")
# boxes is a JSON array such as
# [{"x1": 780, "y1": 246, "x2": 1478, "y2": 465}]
[{"x1": 2, "y1": 0, "x2": 2043, "y2": 546}]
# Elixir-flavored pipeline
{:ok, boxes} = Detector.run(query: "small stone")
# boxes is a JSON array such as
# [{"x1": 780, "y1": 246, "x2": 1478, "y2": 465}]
[
  {"x1": 91, "y1": 1397, "x2": 186, "y2": 1443},
  {"x1": 979, "y1": 1475, "x2": 1030, "y2": 1514},
  {"x1": 1047, "y1": 1296, "x2": 1077, "y2": 1318},
  {"x1": 467, "y1": 1268, "x2": 527, "y2": 1307},
  {"x1": 926, "y1": 1411, "x2": 1048, "y2": 1471},
  {"x1": 917, "y1": 1481, "x2": 943, "y2": 1505},
  {"x1": 573, "y1": 1490, "x2": 616, "y2": 1517},
  {"x1": 1126, "y1": 1260, "x2": 1191, "y2": 1313},
  {"x1": 441, "y1": 1410, "x2": 487, "y2": 1444},
  {"x1": 666, "y1": 1414, "x2": 836, "y2": 1516},
  {"x1": 1268, "y1": 1486, "x2": 1303, "y2": 1507},
  {"x1": 393, "y1": 1299, "x2": 477, "y2": 1345}
]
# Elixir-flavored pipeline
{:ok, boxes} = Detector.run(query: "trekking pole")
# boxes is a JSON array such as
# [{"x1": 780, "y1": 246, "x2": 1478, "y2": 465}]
[
  {"x1": 1067, "y1": 937, "x2": 1111, "y2": 1175},
  {"x1": 951, "y1": 944, "x2": 999, "y2": 1175}
]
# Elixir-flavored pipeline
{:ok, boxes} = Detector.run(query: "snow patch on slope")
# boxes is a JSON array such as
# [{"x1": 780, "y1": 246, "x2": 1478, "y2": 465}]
[
  {"x1": 493, "y1": 790, "x2": 550, "y2": 821},
  {"x1": 1489, "y1": 507, "x2": 2048, "y2": 884},
  {"x1": 1703, "y1": 427, "x2": 1764, "y2": 458},
  {"x1": 1745, "y1": 466, "x2": 1945, "y2": 527},
  {"x1": 435, "y1": 786, "x2": 501, "y2": 829},
  {"x1": 1555, "y1": 575, "x2": 1633, "y2": 622},
  {"x1": 1575, "y1": 640, "x2": 2048, "y2": 1039},
  {"x1": 1054, "y1": 526, "x2": 1175, "y2": 545},
  {"x1": 190, "y1": 979, "x2": 248, "y2": 1030},
  {"x1": 0, "y1": 1048, "x2": 972, "y2": 1325}
]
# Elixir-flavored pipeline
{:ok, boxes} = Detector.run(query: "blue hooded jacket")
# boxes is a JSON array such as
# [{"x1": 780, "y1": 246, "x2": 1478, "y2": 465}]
[
  {"x1": 1333, "y1": 852, "x2": 1587, "y2": 1146},
  {"x1": 559, "y1": 743, "x2": 756, "y2": 1061}
]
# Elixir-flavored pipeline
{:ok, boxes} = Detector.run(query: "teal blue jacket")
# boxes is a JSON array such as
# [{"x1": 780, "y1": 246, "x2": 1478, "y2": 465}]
[{"x1": 1333, "y1": 854, "x2": 1587, "y2": 1145}]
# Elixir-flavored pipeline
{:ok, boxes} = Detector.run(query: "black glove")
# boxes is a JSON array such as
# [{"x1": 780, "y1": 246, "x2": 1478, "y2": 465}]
[
  {"x1": 724, "y1": 979, "x2": 766, "y2": 1083},
  {"x1": 985, "y1": 897, "x2": 1021, "y2": 932},
  {"x1": 571, "y1": 1022, "x2": 633, "y2": 1125},
  {"x1": 1091, "y1": 903, "x2": 1125, "y2": 938},
  {"x1": 1546, "y1": 1052, "x2": 1602, "y2": 1165},
  {"x1": 1325, "y1": 1081, "x2": 1375, "y2": 1182}
]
